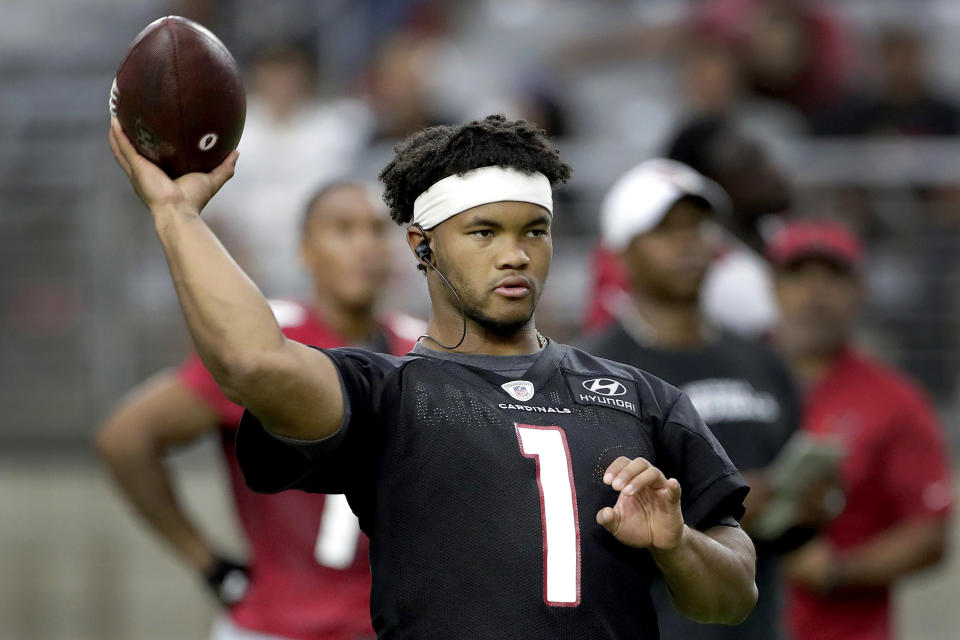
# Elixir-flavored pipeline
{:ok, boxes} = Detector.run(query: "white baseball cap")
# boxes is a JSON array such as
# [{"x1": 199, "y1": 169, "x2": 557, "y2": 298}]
[{"x1": 600, "y1": 158, "x2": 731, "y2": 251}]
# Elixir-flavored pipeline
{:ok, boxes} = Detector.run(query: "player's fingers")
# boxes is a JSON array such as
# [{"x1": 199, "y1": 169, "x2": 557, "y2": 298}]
[
  {"x1": 596, "y1": 506, "x2": 620, "y2": 535},
  {"x1": 611, "y1": 457, "x2": 651, "y2": 491},
  {"x1": 108, "y1": 125, "x2": 133, "y2": 177},
  {"x1": 663, "y1": 478, "x2": 682, "y2": 503},
  {"x1": 110, "y1": 118, "x2": 138, "y2": 164},
  {"x1": 208, "y1": 150, "x2": 239, "y2": 189},
  {"x1": 622, "y1": 465, "x2": 668, "y2": 496},
  {"x1": 602, "y1": 456, "x2": 633, "y2": 486},
  {"x1": 112, "y1": 119, "x2": 154, "y2": 181}
]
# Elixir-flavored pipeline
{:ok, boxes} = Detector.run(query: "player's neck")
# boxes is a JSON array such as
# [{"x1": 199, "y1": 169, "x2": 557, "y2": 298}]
[
  {"x1": 312, "y1": 298, "x2": 378, "y2": 345},
  {"x1": 422, "y1": 311, "x2": 542, "y2": 356},
  {"x1": 624, "y1": 293, "x2": 707, "y2": 349}
]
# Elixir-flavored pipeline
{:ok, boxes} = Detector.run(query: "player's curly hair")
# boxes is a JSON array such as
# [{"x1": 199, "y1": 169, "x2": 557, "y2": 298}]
[{"x1": 379, "y1": 114, "x2": 572, "y2": 226}]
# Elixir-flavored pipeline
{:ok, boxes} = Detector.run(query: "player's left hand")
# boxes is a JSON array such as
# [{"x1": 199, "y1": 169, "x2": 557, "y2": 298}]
[{"x1": 597, "y1": 456, "x2": 684, "y2": 550}]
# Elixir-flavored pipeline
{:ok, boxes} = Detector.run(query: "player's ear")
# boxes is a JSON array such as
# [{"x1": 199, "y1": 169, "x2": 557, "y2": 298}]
[
  {"x1": 406, "y1": 224, "x2": 424, "y2": 253},
  {"x1": 407, "y1": 224, "x2": 432, "y2": 268}
]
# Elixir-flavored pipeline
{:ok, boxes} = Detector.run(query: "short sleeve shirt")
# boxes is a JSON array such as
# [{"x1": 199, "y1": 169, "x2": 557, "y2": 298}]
[{"x1": 237, "y1": 340, "x2": 749, "y2": 639}]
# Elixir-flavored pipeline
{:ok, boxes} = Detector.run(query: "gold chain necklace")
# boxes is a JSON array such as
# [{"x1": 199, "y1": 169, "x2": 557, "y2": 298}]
[{"x1": 536, "y1": 331, "x2": 547, "y2": 349}]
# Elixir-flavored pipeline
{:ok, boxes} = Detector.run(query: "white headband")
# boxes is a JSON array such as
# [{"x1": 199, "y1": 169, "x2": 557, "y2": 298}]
[{"x1": 412, "y1": 166, "x2": 553, "y2": 230}]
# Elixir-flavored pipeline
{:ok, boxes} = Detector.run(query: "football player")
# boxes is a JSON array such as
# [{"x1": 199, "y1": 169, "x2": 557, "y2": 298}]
[{"x1": 108, "y1": 114, "x2": 757, "y2": 638}]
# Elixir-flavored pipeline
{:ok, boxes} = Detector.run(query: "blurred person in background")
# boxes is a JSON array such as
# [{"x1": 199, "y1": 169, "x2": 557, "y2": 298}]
[
  {"x1": 584, "y1": 117, "x2": 790, "y2": 339},
  {"x1": 665, "y1": 116, "x2": 791, "y2": 254},
  {"x1": 769, "y1": 220, "x2": 954, "y2": 640},
  {"x1": 813, "y1": 25, "x2": 960, "y2": 136},
  {"x1": 805, "y1": 19, "x2": 960, "y2": 399},
  {"x1": 361, "y1": 29, "x2": 452, "y2": 142},
  {"x1": 96, "y1": 182, "x2": 422, "y2": 640},
  {"x1": 584, "y1": 159, "x2": 815, "y2": 640},
  {"x1": 810, "y1": 22, "x2": 960, "y2": 401},
  {"x1": 678, "y1": 38, "x2": 806, "y2": 139},
  {"x1": 724, "y1": 0, "x2": 851, "y2": 119},
  {"x1": 560, "y1": 0, "x2": 852, "y2": 121},
  {"x1": 205, "y1": 43, "x2": 374, "y2": 297}
]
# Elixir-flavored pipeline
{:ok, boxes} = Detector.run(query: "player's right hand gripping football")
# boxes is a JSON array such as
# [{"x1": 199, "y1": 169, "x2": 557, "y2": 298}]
[
  {"x1": 108, "y1": 118, "x2": 238, "y2": 215},
  {"x1": 598, "y1": 456, "x2": 685, "y2": 551}
]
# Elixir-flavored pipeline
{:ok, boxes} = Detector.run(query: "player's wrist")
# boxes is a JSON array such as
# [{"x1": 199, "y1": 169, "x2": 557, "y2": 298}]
[
  {"x1": 151, "y1": 202, "x2": 200, "y2": 224},
  {"x1": 151, "y1": 202, "x2": 202, "y2": 236},
  {"x1": 650, "y1": 523, "x2": 690, "y2": 560}
]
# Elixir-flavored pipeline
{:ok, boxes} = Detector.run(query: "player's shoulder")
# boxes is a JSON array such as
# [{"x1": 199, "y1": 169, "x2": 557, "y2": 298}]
[
  {"x1": 323, "y1": 346, "x2": 427, "y2": 383},
  {"x1": 556, "y1": 342, "x2": 683, "y2": 421},
  {"x1": 327, "y1": 346, "x2": 418, "y2": 367}
]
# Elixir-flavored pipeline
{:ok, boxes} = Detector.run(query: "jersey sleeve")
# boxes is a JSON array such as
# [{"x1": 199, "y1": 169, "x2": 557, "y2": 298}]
[
  {"x1": 656, "y1": 392, "x2": 750, "y2": 530},
  {"x1": 235, "y1": 347, "x2": 403, "y2": 495},
  {"x1": 178, "y1": 353, "x2": 245, "y2": 427},
  {"x1": 883, "y1": 387, "x2": 954, "y2": 522}
]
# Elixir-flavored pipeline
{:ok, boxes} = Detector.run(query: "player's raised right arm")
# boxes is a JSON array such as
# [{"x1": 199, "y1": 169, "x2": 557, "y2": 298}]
[{"x1": 108, "y1": 119, "x2": 342, "y2": 440}]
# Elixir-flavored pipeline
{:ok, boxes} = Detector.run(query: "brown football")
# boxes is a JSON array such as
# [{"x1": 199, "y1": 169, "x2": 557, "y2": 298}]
[{"x1": 110, "y1": 16, "x2": 246, "y2": 178}]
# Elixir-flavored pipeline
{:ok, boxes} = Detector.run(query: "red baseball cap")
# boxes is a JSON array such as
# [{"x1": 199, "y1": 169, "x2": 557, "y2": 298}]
[{"x1": 766, "y1": 220, "x2": 864, "y2": 270}]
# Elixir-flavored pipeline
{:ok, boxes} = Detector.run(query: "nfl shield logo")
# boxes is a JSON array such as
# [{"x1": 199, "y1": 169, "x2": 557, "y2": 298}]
[{"x1": 501, "y1": 380, "x2": 535, "y2": 402}]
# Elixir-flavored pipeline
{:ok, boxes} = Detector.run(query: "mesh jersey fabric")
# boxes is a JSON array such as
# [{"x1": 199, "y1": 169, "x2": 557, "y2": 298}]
[{"x1": 237, "y1": 340, "x2": 749, "y2": 639}]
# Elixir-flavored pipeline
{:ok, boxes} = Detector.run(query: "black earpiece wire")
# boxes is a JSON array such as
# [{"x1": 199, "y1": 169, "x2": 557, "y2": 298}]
[{"x1": 411, "y1": 224, "x2": 468, "y2": 351}]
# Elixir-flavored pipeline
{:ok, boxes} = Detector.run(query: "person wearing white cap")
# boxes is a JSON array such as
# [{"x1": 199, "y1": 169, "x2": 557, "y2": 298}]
[{"x1": 583, "y1": 158, "x2": 821, "y2": 640}]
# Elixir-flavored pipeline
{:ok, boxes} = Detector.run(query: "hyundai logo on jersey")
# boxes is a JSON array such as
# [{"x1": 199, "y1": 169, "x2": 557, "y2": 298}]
[
  {"x1": 582, "y1": 378, "x2": 627, "y2": 397},
  {"x1": 501, "y1": 380, "x2": 535, "y2": 402},
  {"x1": 564, "y1": 373, "x2": 641, "y2": 418}
]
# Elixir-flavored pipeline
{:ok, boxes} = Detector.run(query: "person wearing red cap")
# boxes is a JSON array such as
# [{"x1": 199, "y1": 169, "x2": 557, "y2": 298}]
[{"x1": 770, "y1": 220, "x2": 954, "y2": 640}]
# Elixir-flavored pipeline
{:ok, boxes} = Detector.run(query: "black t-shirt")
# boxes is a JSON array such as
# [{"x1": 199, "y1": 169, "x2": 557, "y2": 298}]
[
  {"x1": 236, "y1": 339, "x2": 748, "y2": 640},
  {"x1": 583, "y1": 322, "x2": 799, "y2": 640}
]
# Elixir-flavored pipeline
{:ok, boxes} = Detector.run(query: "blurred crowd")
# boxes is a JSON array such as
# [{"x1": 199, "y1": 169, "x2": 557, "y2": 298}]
[
  {"x1": 2, "y1": 0, "x2": 960, "y2": 638},
  {"x1": 4, "y1": 0, "x2": 960, "y2": 436},
  {"x1": 160, "y1": 0, "x2": 960, "y2": 408}
]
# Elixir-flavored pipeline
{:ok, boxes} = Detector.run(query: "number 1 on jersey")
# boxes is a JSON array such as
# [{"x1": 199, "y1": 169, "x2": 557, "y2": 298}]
[{"x1": 516, "y1": 424, "x2": 581, "y2": 607}]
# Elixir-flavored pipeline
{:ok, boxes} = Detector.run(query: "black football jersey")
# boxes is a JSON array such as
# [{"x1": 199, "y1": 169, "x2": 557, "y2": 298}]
[{"x1": 237, "y1": 340, "x2": 749, "y2": 639}]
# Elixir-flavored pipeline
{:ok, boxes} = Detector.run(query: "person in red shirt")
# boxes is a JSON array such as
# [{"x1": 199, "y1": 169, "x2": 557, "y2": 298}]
[
  {"x1": 96, "y1": 181, "x2": 422, "y2": 640},
  {"x1": 769, "y1": 220, "x2": 953, "y2": 640}
]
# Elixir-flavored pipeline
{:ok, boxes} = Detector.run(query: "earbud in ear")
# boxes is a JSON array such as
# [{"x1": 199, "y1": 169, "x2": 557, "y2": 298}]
[{"x1": 415, "y1": 241, "x2": 432, "y2": 263}]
